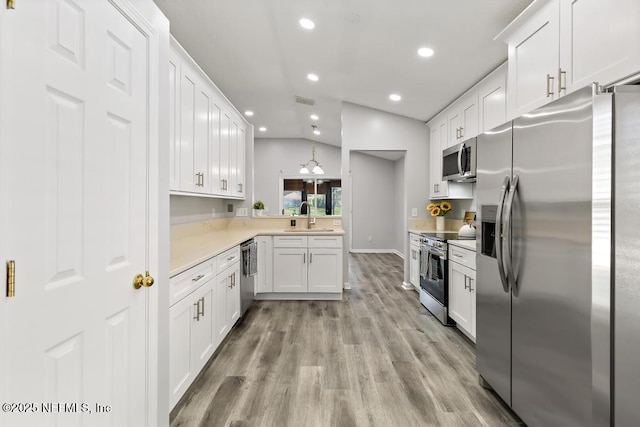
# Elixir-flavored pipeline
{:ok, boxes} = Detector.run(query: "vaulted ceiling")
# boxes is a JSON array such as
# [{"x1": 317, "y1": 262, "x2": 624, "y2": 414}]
[{"x1": 154, "y1": 0, "x2": 532, "y2": 147}]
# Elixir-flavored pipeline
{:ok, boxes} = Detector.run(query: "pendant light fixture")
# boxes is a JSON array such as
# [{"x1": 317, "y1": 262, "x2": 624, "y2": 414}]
[{"x1": 299, "y1": 125, "x2": 324, "y2": 175}]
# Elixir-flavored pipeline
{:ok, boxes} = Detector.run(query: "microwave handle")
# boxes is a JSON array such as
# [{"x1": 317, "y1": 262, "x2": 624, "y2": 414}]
[{"x1": 457, "y1": 143, "x2": 465, "y2": 176}]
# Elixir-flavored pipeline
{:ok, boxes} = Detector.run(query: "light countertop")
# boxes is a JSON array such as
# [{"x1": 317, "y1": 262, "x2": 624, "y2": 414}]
[
  {"x1": 448, "y1": 239, "x2": 477, "y2": 251},
  {"x1": 171, "y1": 227, "x2": 345, "y2": 277}
]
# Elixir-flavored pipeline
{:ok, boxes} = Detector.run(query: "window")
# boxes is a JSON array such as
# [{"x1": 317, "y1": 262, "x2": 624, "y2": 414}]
[{"x1": 281, "y1": 178, "x2": 341, "y2": 216}]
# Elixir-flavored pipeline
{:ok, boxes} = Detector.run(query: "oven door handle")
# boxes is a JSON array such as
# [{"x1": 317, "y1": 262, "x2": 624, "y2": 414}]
[{"x1": 457, "y1": 143, "x2": 465, "y2": 176}]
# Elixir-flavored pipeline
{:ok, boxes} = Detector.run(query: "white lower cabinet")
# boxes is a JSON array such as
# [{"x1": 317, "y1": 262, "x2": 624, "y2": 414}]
[
  {"x1": 169, "y1": 278, "x2": 214, "y2": 408},
  {"x1": 307, "y1": 248, "x2": 342, "y2": 293},
  {"x1": 271, "y1": 235, "x2": 343, "y2": 294},
  {"x1": 409, "y1": 233, "x2": 421, "y2": 289},
  {"x1": 448, "y1": 245, "x2": 476, "y2": 342},
  {"x1": 273, "y1": 248, "x2": 308, "y2": 292},
  {"x1": 169, "y1": 246, "x2": 240, "y2": 410},
  {"x1": 256, "y1": 236, "x2": 274, "y2": 293}
]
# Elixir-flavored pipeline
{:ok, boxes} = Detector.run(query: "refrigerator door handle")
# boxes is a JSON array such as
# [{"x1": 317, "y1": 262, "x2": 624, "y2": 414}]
[
  {"x1": 457, "y1": 143, "x2": 465, "y2": 175},
  {"x1": 495, "y1": 176, "x2": 510, "y2": 293},
  {"x1": 504, "y1": 174, "x2": 519, "y2": 295}
]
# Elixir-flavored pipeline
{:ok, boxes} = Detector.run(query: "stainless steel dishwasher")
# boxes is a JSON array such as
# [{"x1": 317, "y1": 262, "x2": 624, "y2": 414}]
[{"x1": 240, "y1": 239, "x2": 257, "y2": 316}]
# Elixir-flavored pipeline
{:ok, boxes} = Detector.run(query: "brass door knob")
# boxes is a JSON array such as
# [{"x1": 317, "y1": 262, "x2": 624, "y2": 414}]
[
  {"x1": 143, "y1": 271, "x2": 155, "y2": 288},
  {"x1": 133, "y1": 271, "x2": 155, "y2": 289},
  {"x1": 133, "y1": 273, "x2": 145, "y2": 289}
]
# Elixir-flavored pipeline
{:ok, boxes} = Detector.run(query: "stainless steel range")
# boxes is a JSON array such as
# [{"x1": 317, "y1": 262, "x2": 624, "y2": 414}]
[{"x1": 418, "y1": 232, "x2": 458, "y2": 326}]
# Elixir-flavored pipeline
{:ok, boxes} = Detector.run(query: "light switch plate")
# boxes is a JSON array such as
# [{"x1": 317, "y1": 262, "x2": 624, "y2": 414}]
[{"x1": 411, "y1": 208, "x2": 418, "y2": 217}]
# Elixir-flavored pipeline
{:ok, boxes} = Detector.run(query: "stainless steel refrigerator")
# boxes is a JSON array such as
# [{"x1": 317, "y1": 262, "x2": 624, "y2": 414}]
[{"x1": 476, "y1": 84, "x2": 640, "y2": 426}]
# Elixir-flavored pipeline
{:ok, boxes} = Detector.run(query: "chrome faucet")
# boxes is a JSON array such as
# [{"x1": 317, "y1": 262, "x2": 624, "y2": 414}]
[{"x1": 299, "y1": 201, "x2": 316, "y2": 229}]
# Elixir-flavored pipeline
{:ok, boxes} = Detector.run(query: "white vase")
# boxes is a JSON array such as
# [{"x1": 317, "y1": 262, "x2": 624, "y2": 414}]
[{"x1": 436, "y1": 216, "x2": 445, "y2": 231}]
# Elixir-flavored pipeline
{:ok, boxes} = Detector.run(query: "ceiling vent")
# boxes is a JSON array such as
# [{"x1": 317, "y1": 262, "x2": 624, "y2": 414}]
[{"x1": 295, "y1": 96, "x2": 315, "y2": 106}]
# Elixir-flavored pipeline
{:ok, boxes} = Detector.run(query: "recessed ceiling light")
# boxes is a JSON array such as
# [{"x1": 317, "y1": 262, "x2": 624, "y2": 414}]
[
  {"x1": 299, "y1": 18, "x2": 315, "y2": 30},
  {"x1": 313, "y1": 128, "x2": 321, "y2": 135},
  {"x1": 417, "y1": 47, "x2": 435, "y2": 58},
  {"x1": 244, "y1": 110, "x2": 254, "y2": 117},
  {"x1": 259, "y1": 127, "x2": 267, "y2": 132},
  {"x1": 307, "y1": 73, "x2": 319, "y2": 82},
  {"x1": 310, "y1": 114, "x2": 319, "y2": 120},
  {"x1": 389, "y1": 93, "x2": 402, "y2": 102}
]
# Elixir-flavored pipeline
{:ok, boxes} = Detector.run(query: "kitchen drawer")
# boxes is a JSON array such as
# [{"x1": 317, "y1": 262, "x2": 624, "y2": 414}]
[
  {"x1": 169, "y1": 259, "x2": 215, "y2": 307},
  {"x1": 273, "y1": 235, "x2": 308, "y2": 248},
  {"x1": 308, "y1": 235, "x2": 342, "y2": 248},
  {"x1": 448, "y1": 245, "x2": 476, "y2": 270},
  {"x1": 217, "y1": 246, "x2": 240, "y2": 274},
  {"x1": 409, "y1": 233, "x2": 421, "y2": 246}
]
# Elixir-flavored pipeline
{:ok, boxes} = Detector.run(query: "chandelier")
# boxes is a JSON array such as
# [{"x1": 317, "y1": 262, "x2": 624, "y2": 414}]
[{"x1": 299, "y1": 125, "x2": 324, "y2": 175}]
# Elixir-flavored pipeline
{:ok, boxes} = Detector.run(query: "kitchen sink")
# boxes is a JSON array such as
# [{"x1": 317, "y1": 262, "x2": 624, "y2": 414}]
[{"x1": 284, "y1": 228, "x2": 334, "y2": 233}]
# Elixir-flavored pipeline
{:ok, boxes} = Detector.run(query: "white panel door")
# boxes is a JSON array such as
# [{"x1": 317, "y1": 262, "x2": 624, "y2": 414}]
[{"x1": 1, "y1": 1, "x2": 151, "y2": 426}]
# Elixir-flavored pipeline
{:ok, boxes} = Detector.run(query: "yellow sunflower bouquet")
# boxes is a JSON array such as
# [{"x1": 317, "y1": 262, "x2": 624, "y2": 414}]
[{"x1": 427, "y1": 201, "x2": 452, "y2": 217}]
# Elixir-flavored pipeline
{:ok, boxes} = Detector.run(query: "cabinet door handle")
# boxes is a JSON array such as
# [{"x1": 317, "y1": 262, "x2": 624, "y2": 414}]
[
  {"x1": 303, "y1": 253, "x2": 306, "y2": 264},
  {"x1": 459, "y1": 127, "x2": 464, "y2": 138},
  {"x1": 558, "y1": 68, "x2": 566, "y2": 93},
  {"x1": 469, "y1": 277, "x2": 474, "y2": 292},
  {"x1": 464, "y1": 276, "x2": 469, "y2": 290},
  {"x1": 198, "y1": 297, "x2": 205, "y2": 317},
  {"x1": 238, "y1": 183, "x2": 243, "y2": 193},
  {"x1": 453, "y1": 252, "x2": 463, "y2": 258},
  {"x1": 546, "y1": 74, "x2": 555, "y2": 97},
  {"x1": 310, "y1": 253, "x2": 313, "y2": 263},
  {"x1": 193, "y1": 301, "x2": 200, "y2": 321},
  {"x1": 192, "y1": 274, "x2": 205, "y2": 282}
]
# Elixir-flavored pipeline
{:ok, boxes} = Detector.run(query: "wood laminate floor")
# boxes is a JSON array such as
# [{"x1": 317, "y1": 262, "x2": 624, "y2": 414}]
[{"x1": 170, "y1": 253, "x2": 521, "y2": 427}]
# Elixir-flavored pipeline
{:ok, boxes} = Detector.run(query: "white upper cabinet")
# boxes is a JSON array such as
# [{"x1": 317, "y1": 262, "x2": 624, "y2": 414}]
[
  {"x1": 447, "y1": 94, "x2": 478, "y2": 147},
  {"x1": 478, "y1": 63, "x2": 508, "y2": 133},
  {"x1": 169, "y1": 51, "x2": 181, "y2": 191},
  {"x1": 169, "y1": 37, "x2": 249, "y2": 199},
  {"x1": 505, "y1": 0, "x2": 561, "y2": 118},
  {"x1": 502, "y1": 0, "x2": 640, "y2": 119},
  {"x1": 559, "y1": 0, "x2": 640, "y2": 93}
]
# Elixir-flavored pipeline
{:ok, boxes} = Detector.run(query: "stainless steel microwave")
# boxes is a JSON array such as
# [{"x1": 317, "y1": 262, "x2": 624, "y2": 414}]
[{"x1": 442, "y1": 137, "x2": 476, "y2": 182}]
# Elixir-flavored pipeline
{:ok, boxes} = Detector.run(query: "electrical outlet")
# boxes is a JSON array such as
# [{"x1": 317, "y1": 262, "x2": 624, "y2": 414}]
[
  {"x1": 332, "y1": 220, "x2": 341, "y2": 225},
  {"x1": 411, "y1": 208, "x2": 418, "y2": 217},
  {"x1": 368, "y1": 235, "x2": 373, "y2": 242},
  {"x1": 236, "y1": 208, "x2": 248, "y2": 217}
]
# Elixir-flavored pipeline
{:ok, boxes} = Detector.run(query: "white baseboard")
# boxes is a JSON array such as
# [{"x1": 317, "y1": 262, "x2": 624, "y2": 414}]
[
  {"x1": 392, "y1": 249, "x2": 404, "y2": 259},
  {"x1": 350, "y1": 249, "x2": 400, "y2": 254},
  {"x1": 401, "y1": 281, "x2": 414, "y2": 290},
  {"x1": 343, "y1": 282, "x2": 351, "y2": 290}
]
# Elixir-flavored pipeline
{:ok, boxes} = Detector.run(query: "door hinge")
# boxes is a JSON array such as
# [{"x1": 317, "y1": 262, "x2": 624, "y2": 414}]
[
  {"x1": 6, "y1": 0, "x2": 15, "y2": 9},
  {"x1": 6, "y1": 260, "x2": 15, "y2": 297}
]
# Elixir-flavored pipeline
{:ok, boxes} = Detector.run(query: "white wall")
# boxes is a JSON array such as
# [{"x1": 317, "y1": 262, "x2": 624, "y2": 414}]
[
  {"x1": 254, "y1": 138, "x2": 341, "y2": 215},
  {"x1": 350, "y1": 152, "x2": 397, "y2": 251},
  {"x1": 394, "y1": 156, "x2": 405, "y2": 254},
  {"x1": 341, "y1": 102, "x2": 430, "y2": 286}
]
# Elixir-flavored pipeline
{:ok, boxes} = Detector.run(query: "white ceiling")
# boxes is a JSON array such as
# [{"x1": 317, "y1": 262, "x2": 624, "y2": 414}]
[
  {"x1": 153, "y1": 0, "x2": 532, "y2": 147},
  {"x1": 356, "y1": 150, "x2": 406, "y2": 162}
]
